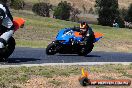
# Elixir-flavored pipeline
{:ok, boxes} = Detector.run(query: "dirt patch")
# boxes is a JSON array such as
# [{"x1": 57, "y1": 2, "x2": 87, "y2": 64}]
[
  {"x1": 115, "y1": 43, "x2": 132, "y2": 52},
  {"x1": 94, "y1": 39, "x2": 132, "y2": 52},
  {"x1": 20, "y1": 72, "x2": 132, "y2": 88},
  {"x1": 21, "y1": 75, "x2": 83, "y2": 88},
  {"x1": 23, "y1": 76, "x2": 51, "y2": 88}
]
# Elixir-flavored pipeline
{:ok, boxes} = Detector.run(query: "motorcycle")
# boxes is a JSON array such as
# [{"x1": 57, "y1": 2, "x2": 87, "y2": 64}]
[
  {"x1": 0, "y1": 17, "x2": 25, "y2": 60},
  {"x1": 46, "y1": 27, "x2": 103, "y2": 56}
]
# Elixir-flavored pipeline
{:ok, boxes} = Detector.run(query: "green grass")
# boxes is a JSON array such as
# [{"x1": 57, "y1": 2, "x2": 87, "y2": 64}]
[
  {"x1": 0, "y1": 66, "x2": 80, "y2": 87},
  {"x1": 11, "y1": 9, "x2": 132, "y2": 52},
  {"x1": 12, "y1": 10, "x2": 78, "y2": 48},
  {"x1": 16, "y1": 40, "x2": 47, "y2": 48}
]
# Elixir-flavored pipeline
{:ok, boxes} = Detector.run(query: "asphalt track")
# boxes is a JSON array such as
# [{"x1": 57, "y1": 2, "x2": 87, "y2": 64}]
[{"x1": 0, "y1": 47, "x2": 131, "y2": 65}]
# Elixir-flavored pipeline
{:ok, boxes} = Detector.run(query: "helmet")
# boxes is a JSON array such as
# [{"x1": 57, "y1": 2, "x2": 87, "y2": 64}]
[
  {"x1": 0, "y1": 8, "x2": 5, "y2": 21},
  {"x1": 80, "y1": 22, "x2": 89, "y2": 29}
]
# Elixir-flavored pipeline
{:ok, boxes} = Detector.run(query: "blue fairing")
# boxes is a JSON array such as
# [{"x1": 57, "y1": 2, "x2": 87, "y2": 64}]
[
  {"x1": 94, "y1": 37, "x2": 103, "y2": 43},
  {"x1": 56, "y1": 28, "x2": 82, "y2": 44},
  {"x1": 56, "y1": 28, "x2": 102, "y2": 44}
]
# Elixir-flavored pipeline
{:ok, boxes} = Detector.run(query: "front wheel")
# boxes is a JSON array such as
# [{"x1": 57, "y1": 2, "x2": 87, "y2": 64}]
[
  {"x1": 78, "y1": 44, "x2": 94, "y2": 56},
  {"x1": 0, "y1": 37, "x2": 16, "y2": 61},
  {"x1": 46, "y1": 43, "x2": 58, "y2": 55}
]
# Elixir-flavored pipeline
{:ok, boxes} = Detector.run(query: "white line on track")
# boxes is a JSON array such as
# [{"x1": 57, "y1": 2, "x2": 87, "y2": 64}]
[{"x1": 0, "y1": 62, "x2": 131, "y2": 68}]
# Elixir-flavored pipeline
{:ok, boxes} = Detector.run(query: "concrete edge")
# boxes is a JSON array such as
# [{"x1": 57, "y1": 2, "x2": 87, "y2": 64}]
[{"x1": 0, "y1": 62, "x2": 131, "y2": 68}]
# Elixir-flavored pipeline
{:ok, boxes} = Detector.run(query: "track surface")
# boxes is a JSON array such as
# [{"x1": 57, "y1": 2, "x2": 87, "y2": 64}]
[{"x1": 0, "y1": 47, "x2": 131, "y2": 65}]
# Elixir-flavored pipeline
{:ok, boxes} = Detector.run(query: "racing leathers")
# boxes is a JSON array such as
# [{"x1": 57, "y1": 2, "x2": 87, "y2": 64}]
[
  {"x1": 80, "y1": 27, "x2": 95, "y2": 44},
  {"x1": 0, "y1": 4, "x2": 14, "y2": 48}
]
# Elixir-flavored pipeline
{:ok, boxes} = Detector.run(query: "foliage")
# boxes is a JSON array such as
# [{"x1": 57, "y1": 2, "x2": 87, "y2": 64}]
[
  {"x1": 125, "y1": 3, "x2": 132, "y2": 22},
  {"x1": 53, "y1": 1, "x2": 72, "y2": 20},
  {"x1": 95, "y1": 0, "x2": 119, "y2": 26},
  {"x1": 119, "y1": 8, "x2": 128, "y2": 19},
  {"x1": 11, "y1": 0, "x2": 25, "y2": 10},
  {"x1": 0, "y1": 0, "x2": 25, "y2": 10},
  {"x1": 0, "y1": 0, "x2": 8, "y2": 4},
  {"x1": 32, "y1": 2, "x2": 52, "y2": 17},
  {"x1": 116, "y1": 17, "x2": 125, "y2": 28},
  {"x1": 0, "y1": 0, "x2": 11, "y2": 6}
]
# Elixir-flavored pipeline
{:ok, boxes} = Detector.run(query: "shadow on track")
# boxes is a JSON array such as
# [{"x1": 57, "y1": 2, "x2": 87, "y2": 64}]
[
  {"x1": 6, "y1": 58, "x2": 41, "y2": 63},
  {"x1": 85, "y1": 55, "x2": 101, "y2": 57},
  {"x1": 57, "y1": 54, "x2": 101, "y2": 57}
]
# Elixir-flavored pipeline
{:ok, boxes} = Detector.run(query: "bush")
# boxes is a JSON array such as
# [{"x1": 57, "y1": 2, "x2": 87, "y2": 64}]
[
  {"x1": 119, "y1": 8, "x2": 127, "y2": 19},
  {"x1": 11, "y1": 0, "x2": 25, "y2": 10},
  {"x1": 53, "y1": 1, "x2": 72, "y2": 20},
  {"x1": 125, "y1": 3, "x2": 132, "y2": 22},
  {"x1": 32, "y1": 2, "x2": 52, "y2": 17},
  {"x1": 0, "y1": 0, "x2": 8, "y2": 4},
  {"x1": 0, "y1": 0, "x2": 25, "y2": 9},
  {"x1": 0, "y1": 0, "x2": 11, "y2": 6},
  {"x1": 117, "y1": 17, "x2": 125, "y2": 28},
  {"x1": 95, "y1": 0, "x2": 119, "y2": 26}
]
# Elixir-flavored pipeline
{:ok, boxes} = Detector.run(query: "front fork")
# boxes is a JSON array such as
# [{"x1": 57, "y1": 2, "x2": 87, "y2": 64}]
[{"x1": 52, "y1": 41, "x2": 62, "y2": 52}]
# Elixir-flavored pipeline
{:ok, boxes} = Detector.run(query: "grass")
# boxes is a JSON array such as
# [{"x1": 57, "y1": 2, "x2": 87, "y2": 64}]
[
  {"x1": 12, "y1": 9, "x2": 78, "y2": 48},
  {"x1": 11, "y1": 9, "x2": 132, "y2": 52},
  {"x1": 0, "y1": 64, "x2": 131, "y2": 87}
]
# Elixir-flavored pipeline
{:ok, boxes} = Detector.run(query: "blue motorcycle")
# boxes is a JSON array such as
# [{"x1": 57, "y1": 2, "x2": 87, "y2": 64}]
[{"x1": 46, "y1": 27, "x2": 103, "y2": 56}]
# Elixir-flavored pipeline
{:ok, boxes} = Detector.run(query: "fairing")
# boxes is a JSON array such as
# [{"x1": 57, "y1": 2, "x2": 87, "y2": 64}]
[
  {"x1": 56, "y1": 28, "x2": 103, "y2": 44},
  {"x1": 13, "y1": 17, "x2": 25, "y2": 31}
]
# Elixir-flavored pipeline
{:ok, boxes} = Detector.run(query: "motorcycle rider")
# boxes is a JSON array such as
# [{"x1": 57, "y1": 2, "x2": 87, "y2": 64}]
[
  {"x1": 0, "y1": 4, "x2": 14, "y2": 49},
  {"x1": 79, "y1": 22, "x2": 95, "y2": 44}
]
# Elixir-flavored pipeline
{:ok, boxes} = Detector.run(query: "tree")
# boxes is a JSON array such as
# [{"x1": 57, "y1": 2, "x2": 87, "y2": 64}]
[
  {"x1": 32, "y1": 2, "x2": 52, "y2": 17},
  {"x1": 0, "y1": 0, "x2": 11, "y2": 6},
  {"x1": 125, "y1": 3, "x2": 132, "y2": 22},
  {"x1": 53, "y1": 1, "x2": 72, "y2": 20},
  {"x1": 0, "y1": 0, "x2": 25, "y2": 10},
  {"x1": 11, "y1": 0, "x2": 25, "y2": 10},
  {"x1": 0, "y1": 0, "x2": 8, "y2": 4},
  {"x1": 95, "y1": 0, "x2": 119, "y2": 26},
  {"x1": 119, "y1": 8, "x2": 127, "y2": 19}
]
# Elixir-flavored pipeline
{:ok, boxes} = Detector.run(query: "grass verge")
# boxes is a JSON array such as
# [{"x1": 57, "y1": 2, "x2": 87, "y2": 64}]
[{"x1": 0, "y1": 64, "x2": 131, "y2": 88}]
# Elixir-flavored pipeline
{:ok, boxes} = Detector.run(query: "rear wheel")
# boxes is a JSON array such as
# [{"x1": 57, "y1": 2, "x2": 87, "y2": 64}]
[
  {"x1": 0, "y1": 37, "x2": 16, "y2": 61},
  {"x1": 46, "y1": 43, "x2": 57, "y2": 55}
]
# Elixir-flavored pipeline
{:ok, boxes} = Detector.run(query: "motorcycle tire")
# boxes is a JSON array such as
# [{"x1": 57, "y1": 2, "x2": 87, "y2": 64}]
[
  {"x1": 46, "y1": 43, "x2": 57, "y2": 55},
  {"x1": 0, "y1": 37, "x2": 16, "y2": 61},
  {"x1": 78, "y1": 43, "x2": 94, "y2": 56}
]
